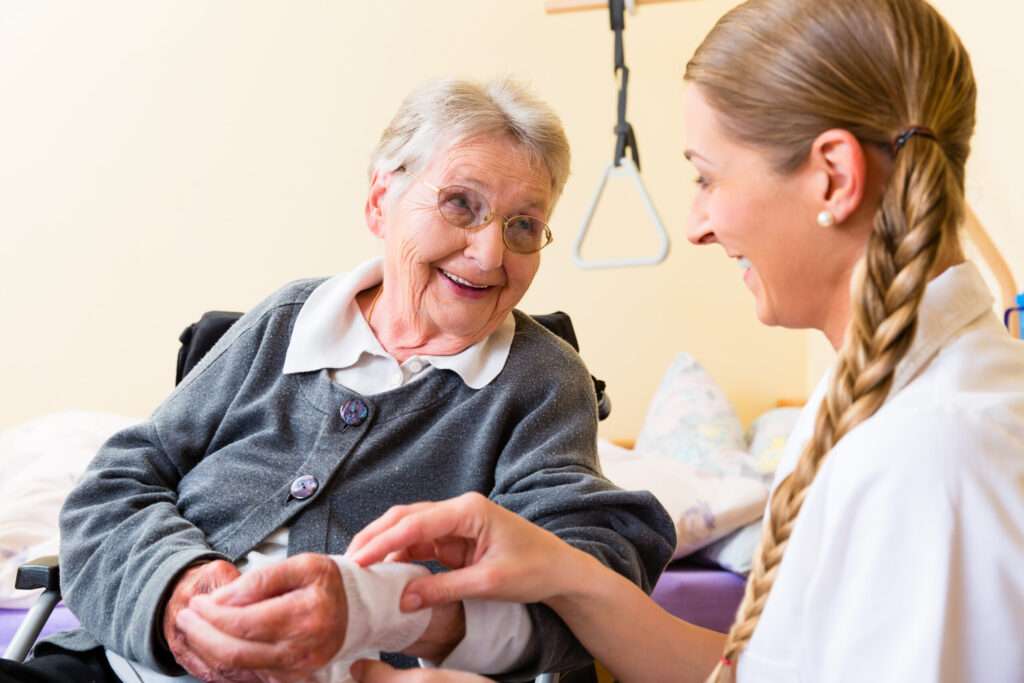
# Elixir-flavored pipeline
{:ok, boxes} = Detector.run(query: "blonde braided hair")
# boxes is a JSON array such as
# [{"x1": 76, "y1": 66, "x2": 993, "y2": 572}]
[{"x1": 683, "y1": 1, "x2": 976, "y2": 679}]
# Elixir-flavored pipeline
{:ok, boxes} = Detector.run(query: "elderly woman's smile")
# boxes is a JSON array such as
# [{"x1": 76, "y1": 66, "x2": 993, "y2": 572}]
[
  {"x1": 439, "y1": 268, "x2": 496, "y2": 293},
  {"x1": 437, "y1": 267, "x2": 501, "y2": 302},
  {"x1": 365, "y1": 133, "x2": 554, "y2": 359}
]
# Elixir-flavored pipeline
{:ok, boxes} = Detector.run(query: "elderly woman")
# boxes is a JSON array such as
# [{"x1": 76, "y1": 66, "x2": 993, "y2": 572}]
[{"x1": 2, "y1": 79, "x2": 674, "y2": 683}]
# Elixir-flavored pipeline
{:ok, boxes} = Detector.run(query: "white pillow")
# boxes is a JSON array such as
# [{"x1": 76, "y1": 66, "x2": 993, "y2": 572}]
[
  {"x1": 694, "y1": 407, "x2": 803, "y2": 574},
  {"x1": 695, "y1": 519, "x2": 763, "y2": 575},
  {"x1": 0, "y1": 411, "x2": 138, "y2": 607},
  {"x1": 598, "y1": 439, "x2": 767, "y2": 559},
  {"x1": 746, "y1": 407, "x2": 802, "y2": 477}
]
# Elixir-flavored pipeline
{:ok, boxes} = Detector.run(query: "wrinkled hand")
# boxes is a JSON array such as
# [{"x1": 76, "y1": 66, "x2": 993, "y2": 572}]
[
  {"x1": 163, "y1": 559, "x2": 248, "y2": 681},
  {"x1": 350, "y1": 659, "x2": 490, "y2": 683},
  {"x1": 346, "y1": 492, "x2": 575, "y2": 611},
  {"x1": 176, "y1": 553, "x2": 347, "y2": 682}
]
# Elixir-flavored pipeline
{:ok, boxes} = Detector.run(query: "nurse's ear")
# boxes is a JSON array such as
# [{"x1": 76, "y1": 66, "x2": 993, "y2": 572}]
[
  {"x1": 808, "y1": 129, "x2": 868, "y2": 226},
  {"x1": 365, "y1": 169, "x2": 395, "y2": 238}
]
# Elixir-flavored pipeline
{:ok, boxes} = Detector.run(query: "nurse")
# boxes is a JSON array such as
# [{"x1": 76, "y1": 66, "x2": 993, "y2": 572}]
[{"x1": 346, "y1": 0, "x2": 1024, "y2": 681}]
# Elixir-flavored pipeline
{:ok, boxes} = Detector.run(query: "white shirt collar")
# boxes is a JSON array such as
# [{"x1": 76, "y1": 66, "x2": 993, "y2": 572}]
[
  {"x1": 282, "y1": 258, "x2": 515, "y2": 389},
  {"x1": 772, "y1": 261, "x2": 997, "y2": 495},
  {"x1": 890, "y1": 260, "x2": 993, "y2": 393}
]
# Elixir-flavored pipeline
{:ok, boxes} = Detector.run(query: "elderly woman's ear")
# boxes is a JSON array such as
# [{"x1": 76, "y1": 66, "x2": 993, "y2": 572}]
[{"x1": 365, "y1": 169, "x2": 397, "y2": 238}]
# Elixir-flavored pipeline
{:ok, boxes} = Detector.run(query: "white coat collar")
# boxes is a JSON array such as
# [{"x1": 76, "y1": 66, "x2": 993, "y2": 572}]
[{"x1": 890, "y1": 260, "x2": 993, "y2": 394}]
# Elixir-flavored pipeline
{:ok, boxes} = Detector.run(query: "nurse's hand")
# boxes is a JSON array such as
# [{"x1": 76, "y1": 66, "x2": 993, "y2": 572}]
[
  {"x1": 347, "y1": 492, "x2": 578, "y2": 611},
  {"x1": 176, "y1": 552, "x2": 347, "y2": 680},
  {"x1": 350, "y1": 659, "x2": 489, "y2": 682}
]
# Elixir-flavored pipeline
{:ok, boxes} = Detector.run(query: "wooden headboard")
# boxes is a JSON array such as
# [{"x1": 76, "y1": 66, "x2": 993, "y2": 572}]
[{"x1": 964, "y1": 206, "x2": 1018, "y2": 316}]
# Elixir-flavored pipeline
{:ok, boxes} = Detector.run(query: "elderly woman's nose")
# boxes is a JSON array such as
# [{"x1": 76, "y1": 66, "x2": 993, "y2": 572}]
[{"x1": 465, "y1": 221, "x2": 506, "y2": 270}]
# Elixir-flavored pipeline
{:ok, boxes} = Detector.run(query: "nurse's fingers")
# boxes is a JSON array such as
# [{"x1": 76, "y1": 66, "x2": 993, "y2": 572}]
[
  {"x1": 347, "y1": 501, "x2": 442, "y2": 558},
  {"x1": 382, "y1": 538, "x2": 475, "y2": 569},
  {"x1": 349, "y1": 494, "x2": 490, "y2": 567}
]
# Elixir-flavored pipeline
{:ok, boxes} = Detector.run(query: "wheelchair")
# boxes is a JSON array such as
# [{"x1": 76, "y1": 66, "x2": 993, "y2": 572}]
[{"x1": 4, "y1": 309, "x2": 610, "y2": 683}]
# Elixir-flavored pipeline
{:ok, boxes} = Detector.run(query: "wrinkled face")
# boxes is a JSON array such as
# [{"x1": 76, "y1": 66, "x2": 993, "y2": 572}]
[
  {"x1": 371, "y1": 134, "x2": 553, "y2": 346},
  {"x1": 683, "y1": 86, "x2": 843, "y2": 330}
]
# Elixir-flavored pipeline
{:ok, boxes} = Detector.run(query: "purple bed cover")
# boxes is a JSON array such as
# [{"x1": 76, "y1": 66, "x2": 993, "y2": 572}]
[{"x1": 651, "y1": 560, "x2": 747, "y2": 634}]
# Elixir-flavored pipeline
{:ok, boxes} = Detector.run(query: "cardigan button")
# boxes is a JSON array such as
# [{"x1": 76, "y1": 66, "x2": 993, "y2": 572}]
[
  {"x1": 340, "y1": 398, "x2": 369, "y2": 426},
  {"x1": 290, "y1": 475, "x2": 319, "y2": 500}
]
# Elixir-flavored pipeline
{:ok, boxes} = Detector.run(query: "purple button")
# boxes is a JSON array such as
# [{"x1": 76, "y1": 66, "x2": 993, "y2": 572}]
[
  {"x1": 340, "y1": 399, "x2": 369, "y2": 426},
  {"x1": 290, "y1": 475, "x2": 318, "y2": 500}
]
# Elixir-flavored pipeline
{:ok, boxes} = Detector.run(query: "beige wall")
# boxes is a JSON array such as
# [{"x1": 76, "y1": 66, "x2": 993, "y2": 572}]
[{"x1": 1, "y1": 1, "x2": 1018, "y2": 439}]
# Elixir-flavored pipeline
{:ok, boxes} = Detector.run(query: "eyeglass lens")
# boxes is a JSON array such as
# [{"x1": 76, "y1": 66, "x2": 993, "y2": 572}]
[{"x1": 436, "y1": 185, "x2": 549, "y2": 253}]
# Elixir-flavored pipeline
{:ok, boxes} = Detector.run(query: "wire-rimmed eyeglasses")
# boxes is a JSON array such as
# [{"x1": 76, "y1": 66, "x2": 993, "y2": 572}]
[{"x1": 417, "y1": 178, "x2": 553, "y2": 254}]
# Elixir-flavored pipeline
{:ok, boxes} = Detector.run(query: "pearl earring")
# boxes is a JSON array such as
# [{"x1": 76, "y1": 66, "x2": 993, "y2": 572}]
[{"x1": 816, "y1": 210, "x2": 836, "y2": 228}]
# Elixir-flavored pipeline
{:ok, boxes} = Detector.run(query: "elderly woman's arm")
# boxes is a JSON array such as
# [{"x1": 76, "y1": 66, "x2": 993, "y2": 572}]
[{"x1": 55, "y1": 281, "x2": 317, "y2": 673}]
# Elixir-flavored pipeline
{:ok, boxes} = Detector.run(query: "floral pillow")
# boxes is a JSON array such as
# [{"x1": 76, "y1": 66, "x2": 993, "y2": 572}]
[
  {"x1": 634, "y1": 353, "x2": 751, "y2": 477},
  {"x1": 600, "y1": 356, "x2": 804, "y2": 561},
  {"x1": 694, "y1": 407, "x2": 803, "y2": 574},
  {"x1": 598, "y1": 354, "x2": 771, "y2": 558},
  {"x1": 746, "y1": 407, "x2": 802, "y2": 477}
]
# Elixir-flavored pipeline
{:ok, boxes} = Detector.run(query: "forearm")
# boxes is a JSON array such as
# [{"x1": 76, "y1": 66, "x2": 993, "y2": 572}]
[
  {"x1": 546, "y1": 548, "x2": 724, "y2": 683},
  {"x1": 401, "y1": 601, "x2": 466, "y2": 662}
]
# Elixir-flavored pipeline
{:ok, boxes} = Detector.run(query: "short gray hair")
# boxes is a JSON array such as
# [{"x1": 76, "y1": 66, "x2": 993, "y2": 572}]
[{"x1": 369, "y1": 77, "x2": 571, "y2": 207}]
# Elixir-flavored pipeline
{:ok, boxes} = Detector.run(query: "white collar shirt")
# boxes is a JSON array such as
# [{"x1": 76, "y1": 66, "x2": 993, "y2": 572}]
[
  {"x1": 282, "y1": 257, "x2": 515, "y2": 395},
  {"x1": 739, "y1": 261, "x2": 1024, "y2": 682}
]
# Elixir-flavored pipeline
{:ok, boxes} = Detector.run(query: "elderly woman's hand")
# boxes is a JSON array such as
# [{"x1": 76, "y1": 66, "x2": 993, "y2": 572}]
[
  {"x1": 347, "y1": 492, "x2": 582, "y2": 611},
  {"x1": 175, "y1": 553, "x2": 347, "y2": 682},
  {"x1": 350, "y1": 659, "x2": 490, "y2": 683},
  {"x1": 163, "y1": 559, "x2": 250, "y2": 681}
]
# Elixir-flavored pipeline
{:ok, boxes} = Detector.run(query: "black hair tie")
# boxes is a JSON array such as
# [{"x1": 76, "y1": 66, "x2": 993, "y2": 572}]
[{"x1": 893, "y1": 126, "x2": 939, "y2": 153}]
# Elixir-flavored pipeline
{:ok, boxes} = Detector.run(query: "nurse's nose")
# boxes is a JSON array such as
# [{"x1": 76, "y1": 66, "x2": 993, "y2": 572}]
[{"x1": 686, "y1": 204, "x2": 716, "y2": 246}]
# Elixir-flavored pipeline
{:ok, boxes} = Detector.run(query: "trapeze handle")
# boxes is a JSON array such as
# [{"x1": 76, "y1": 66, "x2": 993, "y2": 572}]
[{"x1": 572, "y1": 157, "x2": 670, "y2": 269}]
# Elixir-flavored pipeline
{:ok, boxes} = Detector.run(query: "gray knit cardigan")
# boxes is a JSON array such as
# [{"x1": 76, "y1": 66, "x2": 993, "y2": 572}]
[{"x1": 46, "y1": 278, "x2": 675, "y2": 681}]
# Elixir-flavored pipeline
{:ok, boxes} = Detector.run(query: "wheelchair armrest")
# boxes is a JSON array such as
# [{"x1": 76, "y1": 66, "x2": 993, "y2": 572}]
[{"x1": 15, "y1": 556, "x2": 60, "y2": 595}]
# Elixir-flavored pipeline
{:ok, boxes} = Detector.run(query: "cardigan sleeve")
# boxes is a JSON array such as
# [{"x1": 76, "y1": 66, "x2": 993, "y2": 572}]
[{"x1": 56, "y1": 286, "x2": 308, "y2": 673}]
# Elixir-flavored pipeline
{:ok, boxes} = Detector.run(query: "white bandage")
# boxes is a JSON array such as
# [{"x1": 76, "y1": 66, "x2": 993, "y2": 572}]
[{"x1": 312, "y1": 557, "x2": 433, "y2": 683}]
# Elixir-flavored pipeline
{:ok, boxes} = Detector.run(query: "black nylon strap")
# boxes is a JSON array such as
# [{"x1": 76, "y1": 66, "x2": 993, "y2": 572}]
[{"x1": 609, "y1": 0, "x2": 640, "y2": 169}]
